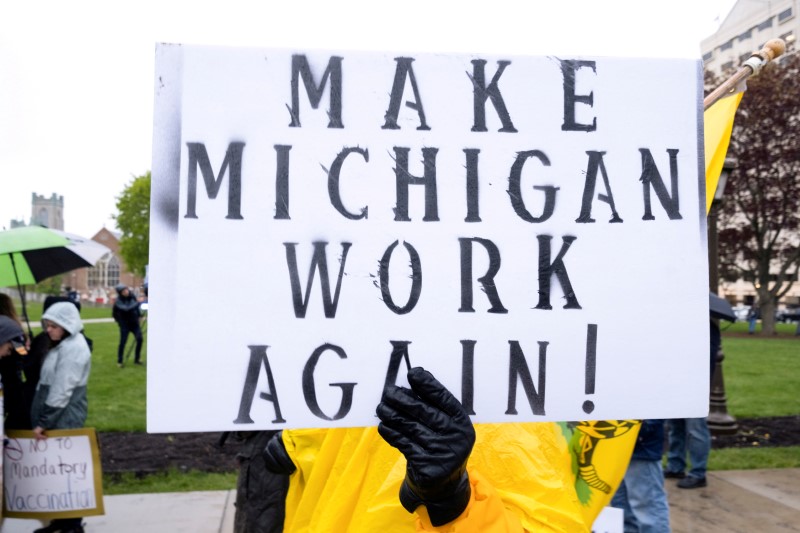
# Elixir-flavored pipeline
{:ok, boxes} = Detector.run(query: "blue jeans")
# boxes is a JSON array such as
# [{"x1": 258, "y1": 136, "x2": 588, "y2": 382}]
[
  {"x1": 666, "y1": 417, "x2": 710, "y2": 479},
  {"x1": 611, "y1": 459, "x2": 671, "y2": 533}
]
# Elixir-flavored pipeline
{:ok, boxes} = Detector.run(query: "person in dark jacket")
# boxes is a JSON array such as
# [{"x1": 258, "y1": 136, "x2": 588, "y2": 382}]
[
  {"x1": 232, "y1": 431, "x2": 289, "y2": 533},
  {"x1": 0, "y1": 296, "x2": 32, "y2": 429},
  {"x1": 0, "y1": 315, "x2": 26, "y2": 360},
  {"x1": 611, "y1": 419, "x2": 671, "y2": 532},
  {"x1": 113, "y1": 284, "x2": 142, "y2": 367}
]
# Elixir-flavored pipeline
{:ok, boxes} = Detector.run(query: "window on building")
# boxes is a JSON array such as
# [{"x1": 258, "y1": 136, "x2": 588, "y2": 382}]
[
  {"x1": 739, "y1": 52, "x2": 751, "y2": 64},
  {"x1": 778, "y1": 7, "x2": 793, "y2": 22},
  {"x1": 34, "y1": 207, "x2": 49, "y2": 227},
  {"x1": 88, "y1": 252, "x2": 113, "y2": 288},
  {"x1": 739, "y1": 29, "x2": 752, "y2": 41},
  {"x1": 107, "y1": 255, "x2": 121, "y2": 287},
  {"x1": 786, "y1": 33, "x2": 796, "y2": 52},
  {"x1": 721, "y1": 60, "x2": 734, "y2": 71},
  {"x1": 88, "y1": 256, "x2": 104, "y2": 288},
  {"x1": 703, "y1": 51, "x2": 713, "y2": 62},
  {"x1": 757, "y1": 17, "x2": 773, "y2": 31},
  {"x1": 720, "y1": 39, "x2": 734, "y2": 51}
]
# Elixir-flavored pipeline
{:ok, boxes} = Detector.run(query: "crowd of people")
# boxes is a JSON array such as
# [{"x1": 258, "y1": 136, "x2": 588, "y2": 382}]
[
  {"x1": 1, "y1": 294, "x2": 92, "y2": 533},
  {"x1": 0, "y1": 286, "x2": 145, "y2": 533}
]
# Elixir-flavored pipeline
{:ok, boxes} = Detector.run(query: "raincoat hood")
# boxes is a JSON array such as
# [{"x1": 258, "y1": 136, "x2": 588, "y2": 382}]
[{"x1": 42, "y1": 301, "x2": 83, "y2": 336}]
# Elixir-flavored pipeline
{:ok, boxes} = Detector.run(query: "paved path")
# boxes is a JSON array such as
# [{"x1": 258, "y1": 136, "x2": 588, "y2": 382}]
[
  {"x1": 28, "y1": 318, "x2": 115, "y2": 328},
  {"x1": 1, "y1": 468, "x2": 798, "y2": 532},
  {"x1": 667, "y1": 469, "x2": 800, "y2": 533}
]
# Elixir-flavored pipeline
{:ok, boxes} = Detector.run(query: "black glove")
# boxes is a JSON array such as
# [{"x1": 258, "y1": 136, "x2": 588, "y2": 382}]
[
  {"x1": 377, "y1": 367, "x2": 476, "y2": 526},
  {"x1": 262, "y1": 431, "x2": 296, "y2": 475}
]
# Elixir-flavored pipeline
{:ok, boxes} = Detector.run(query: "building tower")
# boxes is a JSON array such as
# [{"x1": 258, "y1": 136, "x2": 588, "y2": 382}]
[{"x1": 30, "y1": 192, "x2": 64, "y2": 230}]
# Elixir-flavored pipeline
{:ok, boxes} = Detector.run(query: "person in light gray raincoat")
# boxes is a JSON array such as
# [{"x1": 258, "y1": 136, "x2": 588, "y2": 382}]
[
  {"x1": 31, "y1": 301, "x2": 91, "y2": 434},
  {"x1": 30, "y1": 301, "x2": 91, "y2": 533}
]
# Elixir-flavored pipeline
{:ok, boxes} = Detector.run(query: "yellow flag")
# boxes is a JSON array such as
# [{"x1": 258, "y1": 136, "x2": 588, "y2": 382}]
[{"x1": 704, "y1": 92, "x2": 743, "y2": 214}]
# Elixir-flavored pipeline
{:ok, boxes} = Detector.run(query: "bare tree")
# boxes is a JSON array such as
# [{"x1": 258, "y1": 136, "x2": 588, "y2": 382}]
[{"x1": 717, "y1": 53, "x2": 800, "y2": 334}]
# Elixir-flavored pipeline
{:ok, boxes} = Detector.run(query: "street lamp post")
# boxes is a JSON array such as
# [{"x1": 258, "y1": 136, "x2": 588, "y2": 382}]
[{"x1": 707, "y1": 158, "x2": 739, "y2": 435}]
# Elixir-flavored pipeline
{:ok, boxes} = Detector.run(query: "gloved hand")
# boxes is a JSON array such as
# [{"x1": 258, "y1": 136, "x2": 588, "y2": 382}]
[
  {"x1": 377, "y1": 367, "x2": 476, "y2": 526},
  {"x1": 262, "y1": 431, "x2": 297, "y2": 475}
]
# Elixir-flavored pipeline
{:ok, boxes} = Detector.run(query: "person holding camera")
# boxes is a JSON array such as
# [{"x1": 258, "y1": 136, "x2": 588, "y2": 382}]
[{"x1": 113, "y1": 284, "x2": 143, "y2": 367}]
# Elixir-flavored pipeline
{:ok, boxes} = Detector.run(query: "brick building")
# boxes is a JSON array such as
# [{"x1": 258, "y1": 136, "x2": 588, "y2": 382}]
[{"x1": 63, "y1": 227, "x2": 144, "y2": 303}]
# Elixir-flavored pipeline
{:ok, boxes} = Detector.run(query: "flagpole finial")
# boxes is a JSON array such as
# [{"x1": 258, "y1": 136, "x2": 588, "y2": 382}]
[{"x1": 759, "y1": 39, "x2": 786, "y2": 62}]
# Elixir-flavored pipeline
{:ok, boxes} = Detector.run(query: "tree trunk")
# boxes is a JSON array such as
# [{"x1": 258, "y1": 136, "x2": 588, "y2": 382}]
[{"x1": 759, "y1": 291, "x2": 777, "y2": 335}]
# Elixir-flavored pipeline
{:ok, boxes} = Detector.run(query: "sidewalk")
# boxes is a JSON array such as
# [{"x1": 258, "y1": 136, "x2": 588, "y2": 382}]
[
  {"x1": 1, "y1": 490, "x2": 236, "y2": 533},
  {"x1": 2, "y1": 469, "x2": 799, "y2": 532},
  {"x1": 28, "y1": 318, "x2": 115, "y2": 329}
]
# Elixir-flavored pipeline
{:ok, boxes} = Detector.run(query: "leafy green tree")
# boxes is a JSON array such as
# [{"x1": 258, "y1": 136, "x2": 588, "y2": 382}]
[
  {"x1": 717, "y1": 54, "x2": 800, "y2": 335},
  {"x1": 114, "y1": 172, "x2": 151, "y2": 277},
  {"x1": 33, "y1": 275, "x2": 63, "y2": 296}
]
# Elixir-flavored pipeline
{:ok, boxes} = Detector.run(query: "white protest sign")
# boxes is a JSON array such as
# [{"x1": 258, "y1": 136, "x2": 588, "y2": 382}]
[
  {"x1": 3, "y1": 429, "x2": 104, "y2": 519},
  {"x1": 148, "y1": 44, "x2": 709, "y2": 432}
]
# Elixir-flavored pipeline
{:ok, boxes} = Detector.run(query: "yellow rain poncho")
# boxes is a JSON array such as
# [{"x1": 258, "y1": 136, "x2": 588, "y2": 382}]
[{"x1": 280, "y1": 420, "x2": 639, "y2": 532}]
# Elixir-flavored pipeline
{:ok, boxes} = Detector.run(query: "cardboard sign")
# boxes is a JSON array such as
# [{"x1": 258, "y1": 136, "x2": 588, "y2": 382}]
[
  {"x1": 148, "y1": 44, "x2": 709, "y2": 432},
  {"x1": 3, "y1": 428, "x2": 104, "y2": 519}
]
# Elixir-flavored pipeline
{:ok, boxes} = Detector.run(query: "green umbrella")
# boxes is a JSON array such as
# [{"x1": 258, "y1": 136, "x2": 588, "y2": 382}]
[
  {"x1": 0, "y1": 226, "x2": 109, "y2": 335},
  {"x1": 0, "y1": 226, "x2": 71, "y2": 287}
]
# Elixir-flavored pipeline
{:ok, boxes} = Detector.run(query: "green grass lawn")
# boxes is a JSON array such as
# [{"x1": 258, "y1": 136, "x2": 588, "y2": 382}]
[
  {"x1": 84, "y1": 321, "x2": 148, "y2": 431},
  {"x1": 722, "y1": 320, "x2": 799, "y2": 336},
  {"x1": 18, "y1": 298, "x2": 112, "y2": 322},
  {"x1": 722, "y1": 335, "x2": 800, "y2": 418},
  {"x1": 709, "y1": 446, "x2": 800, "y2": 470},
  {"x1": 103, "y1": 470, "x2": 237, "y2": 495},
  {"x1": 709, "y1": 332, "x2": 800, "y2": 471}
]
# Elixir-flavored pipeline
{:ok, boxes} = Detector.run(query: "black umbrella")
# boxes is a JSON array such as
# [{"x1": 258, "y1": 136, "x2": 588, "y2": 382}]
[{"x1": 709, "y1": 292, "x2": 736, "y2": 322}]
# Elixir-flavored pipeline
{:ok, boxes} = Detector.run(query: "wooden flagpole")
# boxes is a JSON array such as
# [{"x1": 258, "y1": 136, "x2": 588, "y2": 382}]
[{"x1": 704, "y1": 39, "x2": 786, "y2": 110}]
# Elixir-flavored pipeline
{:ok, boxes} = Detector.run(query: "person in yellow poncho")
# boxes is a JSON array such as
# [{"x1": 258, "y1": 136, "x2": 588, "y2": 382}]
[{"x1": 262, "y1": 368, "x2": 636, "y2": 532}]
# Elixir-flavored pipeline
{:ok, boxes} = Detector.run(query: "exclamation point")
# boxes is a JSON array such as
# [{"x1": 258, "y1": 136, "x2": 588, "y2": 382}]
[{"x1": 583, "y1": 324, "x2": 597, "y2": 414}]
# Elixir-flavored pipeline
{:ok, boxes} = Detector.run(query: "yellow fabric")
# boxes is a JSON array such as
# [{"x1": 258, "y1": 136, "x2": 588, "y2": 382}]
[
  {"x1": 567, "y1": 421, "x2": 640, "y2": 526},
  {"x1": 281, "y1": 421, "x2": 639, "y2": 532},
  {"x1": 704, "y1": 92, "x2": 743, "y2": 214},
  {"x1": 415, "y1": 469, "x2": 523, "y2": 532}
]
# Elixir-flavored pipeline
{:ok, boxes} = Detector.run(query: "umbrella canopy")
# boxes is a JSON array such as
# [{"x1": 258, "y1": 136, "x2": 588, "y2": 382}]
[
  {"x1": 0, "y1": 226, "x2": 110, "y2": 287},
  {"x1": 0, "y1": 226, "x2": 112, "y2": 337},
  {"x1": 709, "y1": 292, "x2": 736, "y2": 322},
  {"x1": 51, "y1": 229, "x2": 112, "y2": 270}
]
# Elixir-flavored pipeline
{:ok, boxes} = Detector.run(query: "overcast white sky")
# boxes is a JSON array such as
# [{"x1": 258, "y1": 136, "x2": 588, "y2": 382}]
[{"x1": 0, "y1": 0, "x2": 735, "y2": 238}]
